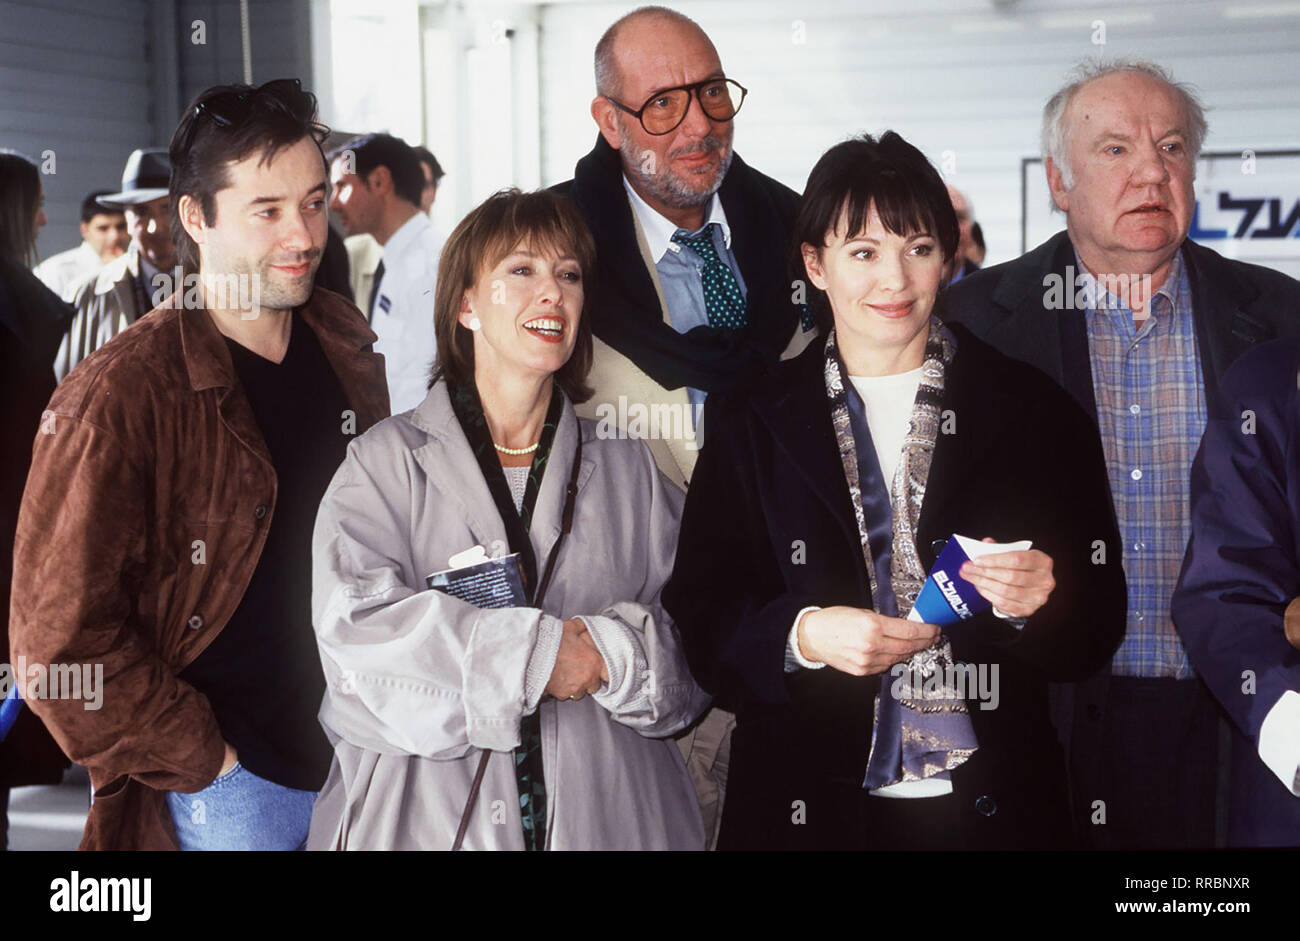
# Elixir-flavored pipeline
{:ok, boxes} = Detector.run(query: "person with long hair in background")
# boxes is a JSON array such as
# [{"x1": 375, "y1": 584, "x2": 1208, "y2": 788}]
[{"x1": 0, "y1": 149, "x2": 73, "y2": 849}]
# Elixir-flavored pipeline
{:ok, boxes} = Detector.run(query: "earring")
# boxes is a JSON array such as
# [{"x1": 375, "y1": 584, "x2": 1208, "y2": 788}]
[{"x1": 468, "y1": 316, "x2": 482, "y2": 331}]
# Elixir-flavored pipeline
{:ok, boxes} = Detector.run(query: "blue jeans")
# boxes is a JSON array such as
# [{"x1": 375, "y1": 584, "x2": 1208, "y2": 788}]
[{"x1": 165, "y1": 762, "x2": 318, "y2": 851}]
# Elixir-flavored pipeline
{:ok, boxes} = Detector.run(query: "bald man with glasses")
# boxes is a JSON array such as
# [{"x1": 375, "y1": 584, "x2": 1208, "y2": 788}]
[{"x1": 553, "y1": 4, "x2": 815, "y2": 848}]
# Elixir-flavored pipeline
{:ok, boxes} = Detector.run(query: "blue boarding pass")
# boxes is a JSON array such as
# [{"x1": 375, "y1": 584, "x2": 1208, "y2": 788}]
[{"x1": 907, "y1": 534, "x2": 1033, "y2": 627}]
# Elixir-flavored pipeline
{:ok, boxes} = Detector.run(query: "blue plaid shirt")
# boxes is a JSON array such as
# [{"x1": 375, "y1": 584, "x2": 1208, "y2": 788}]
[{"x1": 1081, "y1": 249, "x2": 1204, "y2": 678}]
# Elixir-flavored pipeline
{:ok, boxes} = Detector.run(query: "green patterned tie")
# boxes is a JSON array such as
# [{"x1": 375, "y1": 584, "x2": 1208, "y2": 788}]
[{"x1": 672, "y1": 224, "x2": 747, "y2": 330}]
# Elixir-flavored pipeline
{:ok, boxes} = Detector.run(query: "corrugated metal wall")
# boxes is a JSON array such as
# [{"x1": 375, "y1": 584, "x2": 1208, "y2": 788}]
[
  {"x1": 176, "y1": 0, "x2": 315, "y2": 106},
  {"x1": 0, "y1": 0, "x2": 314, "y2": 263},
  {"x1": 536, "y1": 0, "x2": 1300, "y2": 267},
  {"x1": 0, "y1": 0, "x2": 155, "y2": 262}
]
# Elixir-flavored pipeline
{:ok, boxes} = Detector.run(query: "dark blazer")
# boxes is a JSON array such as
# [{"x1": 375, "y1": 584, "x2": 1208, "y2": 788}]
[
  {"x1": 552, "y1": 136, "x2": 804, "y2": 396},
  {"x1": 944, "y1": 230, "x2": 1300, "y2": 842},
  {"x1": 662, "y1": 324, "x2": 1126, "y2": 849},
  {"x1": 1173, "y1": 338, "x2": 1300, "y2": 847}
]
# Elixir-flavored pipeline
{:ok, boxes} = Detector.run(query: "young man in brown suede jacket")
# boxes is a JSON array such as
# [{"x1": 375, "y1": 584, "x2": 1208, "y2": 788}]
[{"x1": 9, "y1": 79, "x2": 390, "y2": 850}]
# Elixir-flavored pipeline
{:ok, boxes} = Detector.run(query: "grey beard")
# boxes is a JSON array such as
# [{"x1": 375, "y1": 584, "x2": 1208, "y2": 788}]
[{"x1": 619, "y1": 125, "x2": 733, "y2": 211}]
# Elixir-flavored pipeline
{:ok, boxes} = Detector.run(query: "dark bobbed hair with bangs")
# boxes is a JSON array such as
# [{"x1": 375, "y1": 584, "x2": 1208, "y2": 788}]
[
  {"x1": 792, "y1": 131, "x2": 959, "y2": 332},
  {"x1": 431, "y1": 188, "x2": 596, "y2": 404}
]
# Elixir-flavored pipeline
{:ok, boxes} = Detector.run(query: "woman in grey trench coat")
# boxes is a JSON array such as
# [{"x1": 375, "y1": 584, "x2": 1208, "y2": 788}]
[{"x1": 307, "y1": 188, "x2": 708, "y2": 850}]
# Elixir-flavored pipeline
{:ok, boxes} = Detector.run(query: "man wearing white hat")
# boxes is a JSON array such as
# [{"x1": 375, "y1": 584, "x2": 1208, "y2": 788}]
[{"x1": 56, "y1": 148, "x2": 179, "y2": 381}]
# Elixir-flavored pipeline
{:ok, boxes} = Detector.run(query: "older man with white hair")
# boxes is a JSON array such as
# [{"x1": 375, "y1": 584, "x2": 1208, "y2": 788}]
[{"x1": 945, "y1": 59, "x2": 1300, "y2": 849}]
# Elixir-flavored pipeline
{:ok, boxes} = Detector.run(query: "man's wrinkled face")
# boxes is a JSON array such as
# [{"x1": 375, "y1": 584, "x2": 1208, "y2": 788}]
[
  {"x1": 126, "y1": 197, "x2": 175, "y2": 269},
  {"x1": 329, "y1": 158, "x2": 382, "y2": 237},
  {"x1": 609, "y1": 20, "x2": 734, "y2": 211},
  {"x1": 82, "y1": 212, "x2": 128, "y2": 262},
  {"x1": 195, "y1": 136, "x2": 329, "y2": 314},
  {"x1": 1051, "y1": 71, "x2": 1196, "y2": 272}
]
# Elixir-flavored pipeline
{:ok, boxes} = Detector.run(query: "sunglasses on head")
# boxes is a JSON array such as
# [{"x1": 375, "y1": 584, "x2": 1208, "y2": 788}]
[{"x1": 179, "y1": 78, "x2": 317, "y2": 155}]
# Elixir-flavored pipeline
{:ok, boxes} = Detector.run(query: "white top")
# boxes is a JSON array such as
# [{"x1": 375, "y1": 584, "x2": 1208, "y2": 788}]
[
  {"x1": 371, "y1": 211, "x2": 441, "y2": 413},
  {"x1": 847, "y1": 368, "x2": 925, "y2": 490},
  {"x1": 622, "y1": 176, "x2": 732, "y2": 263},
  {"x1": 34, "y1": 242, "x2": 102, "y2": 301}
]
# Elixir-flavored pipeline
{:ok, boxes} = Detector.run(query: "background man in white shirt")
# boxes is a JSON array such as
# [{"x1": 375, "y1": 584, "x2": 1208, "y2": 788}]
[
  {"x1": 329, "y1": 132, "x2": 439, "y2": 412},
  {"x1": 34, "y1": 189, "x2": 128, "y2": 300}
]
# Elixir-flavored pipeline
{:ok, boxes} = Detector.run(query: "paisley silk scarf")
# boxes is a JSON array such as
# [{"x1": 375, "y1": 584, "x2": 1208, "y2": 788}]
[{"x1": 822, "y1": 320, "x2": 979, "y2": 788}]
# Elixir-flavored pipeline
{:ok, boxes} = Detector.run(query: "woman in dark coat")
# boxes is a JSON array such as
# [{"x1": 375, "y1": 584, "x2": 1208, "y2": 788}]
[
  {"x1": 663, "y1": 132, "x2": 1126, "y2": 850},
  {"x1": 0, "y1": 150, "x2": 74, "y2": 849}
]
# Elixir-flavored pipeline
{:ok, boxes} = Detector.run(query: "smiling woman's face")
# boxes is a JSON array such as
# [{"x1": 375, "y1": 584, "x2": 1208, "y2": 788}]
[
  {"x1": 459, "y1": 240, "x2": 585, "y2": 385},
  {"x1": 802, "y1": 202, "x2": 944, "y2": 375}
]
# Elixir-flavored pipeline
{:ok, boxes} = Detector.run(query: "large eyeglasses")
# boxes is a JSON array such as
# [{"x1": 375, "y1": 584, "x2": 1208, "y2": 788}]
[{"x1": 606, "y1": 78, "x2": 748, "y2": 136}]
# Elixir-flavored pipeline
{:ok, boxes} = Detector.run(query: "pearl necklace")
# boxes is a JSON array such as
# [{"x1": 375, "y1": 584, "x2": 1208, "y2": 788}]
[{"x1": 494, "y1": 440, "x2": 540, "y2": 455}]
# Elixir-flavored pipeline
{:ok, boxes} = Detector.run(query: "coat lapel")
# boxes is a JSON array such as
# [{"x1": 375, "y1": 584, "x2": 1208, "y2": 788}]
[
  {"x1": 982, "y1": 231, "x2": 1100, "y2": 423},
  {"x1": 301, "y1": 287, "x2": 391, "y2": 431},
  {"x1": 177, "y1": 301, "x2": 274, "y2": 469},
  {"x1": 917, "y1": 327, "x2": 1024, "y2": 532},
  {"x1": 409, "y1": 383, "x2": 509, "y2": 556},
  {"x1": 568, "y1": 138, "x2": 663, "y2": 330},
  {"x1": 990, "y1": 232, "x2": 1071, "y2": 383},
  {"x1": 408, "y1": 383, "x2": 593, "y2": 576},
  {"x1": 750, "y1": 344, "x2": 860, "y2": 550},
  {"x1": 1183, "y1": 238, "x2": 1268, "y2": 403},
  {"x1": 527, "y1": 396, "x2": 594, "y2": 565},
  {"x1": 717, "y1": 153, "x2": 797, "y2": 355}
]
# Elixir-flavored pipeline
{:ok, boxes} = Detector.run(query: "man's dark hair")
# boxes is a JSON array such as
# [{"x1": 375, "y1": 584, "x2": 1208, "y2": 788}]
[
  {"x1": 328, "y1": 133, "x2": 424, "y2": 209},
  {"x1": 169, "y1": 79, "x2": 330, "y2": 271},
  {"x1": 81, "y1": 190, "x2": 121, "y2": 224},
  {"x1": 971, "y1": 221, "x2": 985, "y2": 253},
  {"x1": 791, "y1": 131, "x2": 959, "y2": 332},
  {"x1": 412, "y1": 145, "x2": 444, "y2": 187}
]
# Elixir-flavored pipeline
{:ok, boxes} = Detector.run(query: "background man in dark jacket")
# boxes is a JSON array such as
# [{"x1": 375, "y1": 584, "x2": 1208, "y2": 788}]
[
  {"x1": 1174, "y1": 338, "x2": 1300, "y2": 847},
  {"x1": 9, "y1": 79, "x2": 389, "y2": 850},
  {"x1": 945, "y1": 58, "x2": 1300, "y2": 849},
  {"x1": 551, "y1": 4, "x2": 814, "y2": 847}
]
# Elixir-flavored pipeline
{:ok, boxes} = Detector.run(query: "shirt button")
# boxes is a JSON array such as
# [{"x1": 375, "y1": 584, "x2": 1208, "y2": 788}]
[
  {"x1": 930, "y1": 538, "x2": 948, "y2": 557},
  {"x1": 1134, "y1": 611, "x2": 1145, "y2": 622},
  {"x1": 1129, "y1": 404, "x2": 1140, "y2": 415},
  {"x1": 187, "y1": 615, "x2": 203, "y2": 630},
  {"x1": 254, "y1": 504, "x2": 267, "y2": 520},
  {"x1": 974, "y1": 795, "x2": 998, "y2": 816},
  {"x1": 1130, "y1": 468, "x2": 1143, "y2": 481}
]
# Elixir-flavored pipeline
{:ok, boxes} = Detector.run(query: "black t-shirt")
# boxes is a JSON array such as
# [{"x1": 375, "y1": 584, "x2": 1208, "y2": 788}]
[{"x1": 179, "y1": 313, "x2": 351, "y2": 791}]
